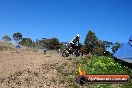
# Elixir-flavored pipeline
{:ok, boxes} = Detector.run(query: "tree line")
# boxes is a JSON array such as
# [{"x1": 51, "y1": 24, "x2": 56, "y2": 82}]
[
  {"x1": 1, "y1": 31, "x2": 121, "y2": 55},
  {"x1": 2, "y1": 32, "x2": 61, "y2": 50},
  {"x1": 84, "y1": 30, "x2": 121, "y2": 55}
]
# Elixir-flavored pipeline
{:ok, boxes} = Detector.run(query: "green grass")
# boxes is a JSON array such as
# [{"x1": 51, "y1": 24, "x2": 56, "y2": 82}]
[
  {"x1": 69, "y1": 56, "x2": 132, "y2": 88},
  {"x1": 0, "y1": 41, "x2": 12, "y2": 47},
  {"x1": 0, "y1": 42, "x2": 13, "y2": 51},
  {"x1": 84, "y1": 56, "x2": 130, "y2": 74}
]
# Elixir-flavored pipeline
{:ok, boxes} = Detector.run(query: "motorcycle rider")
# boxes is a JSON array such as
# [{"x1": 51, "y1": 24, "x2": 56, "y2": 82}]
[{"x1": 70, "y1": 34, "x2": 80, "y2": 50}]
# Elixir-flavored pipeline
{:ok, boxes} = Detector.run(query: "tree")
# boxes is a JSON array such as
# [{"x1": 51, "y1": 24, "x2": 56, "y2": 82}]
[
  {"x1": 38, "y1": 38, "x2": 51, "y2": 49},
  {"x1": 94, "y1": 40, "x2": 106, "y2": 55},
  {"x1": 35, "y1": 38, "x2": 61, "y2": 50},
  {"x1": 2, "y1": 35, "x2": 11, "y2": 42},
  {"x1": 19, "y1": 38, "x2": 32, "y2": 47},
  {"x1": 84, "y1": 30, "x2": 98, "y2": 54},
  {"x1": 13, "y1": 32, "x2": 22, "y2": 42},
  {"x1": 50, "y1": 38, "x2": 61, "y2": 50},
  {"x1": 84, "y1": 30, "x2": 105, "y2": 55},
  {"x1": 112, "y1": 42, "x2": 121, "y2": 53},
  {"x1": 103, "y1": 41, "x2": 113, "y2": 49}
]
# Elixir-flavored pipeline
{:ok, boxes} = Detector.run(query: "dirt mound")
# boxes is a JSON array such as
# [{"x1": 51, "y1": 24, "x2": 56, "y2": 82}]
[
  {"x1": 0, "y1": 42, "x2": 81, "y2": 88},
  {"x1": 0, "y1": 44, "x2": 79, "y2": 88}
]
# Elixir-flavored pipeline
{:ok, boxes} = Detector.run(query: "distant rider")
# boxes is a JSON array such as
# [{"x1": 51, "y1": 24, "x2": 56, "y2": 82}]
[{"x1": 44, "y1": 48, "x2": 47, "y2": 54}]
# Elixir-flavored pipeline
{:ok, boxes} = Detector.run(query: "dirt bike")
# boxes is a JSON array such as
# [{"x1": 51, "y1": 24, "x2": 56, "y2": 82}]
[
  {"x1": 62, "y1": 49, "x2": 69, "y2": 57},
  {"x1": 62, "y1": 47, "x2": 81, "y2": 57}
]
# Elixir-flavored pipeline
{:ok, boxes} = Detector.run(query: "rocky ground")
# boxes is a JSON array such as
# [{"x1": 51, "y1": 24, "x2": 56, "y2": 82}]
[{"x1": 0, "y1": 45, "x2": 80, "y2": 88}]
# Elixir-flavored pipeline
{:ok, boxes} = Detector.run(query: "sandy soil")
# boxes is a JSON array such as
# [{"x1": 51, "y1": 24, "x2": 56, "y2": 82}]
[{"x1": 0, "y1": 47, "x2": 71, "y2": 88}]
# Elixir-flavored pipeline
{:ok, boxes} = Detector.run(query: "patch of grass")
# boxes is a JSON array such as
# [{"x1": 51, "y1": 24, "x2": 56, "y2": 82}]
[
  {"x1": 65, "y1": 56, "x2": 132, "y2": 88},
  {"x1": 84, "y1": 56, "x2": 130, "y2": 74},
  {"x1": 0, "y1": 42, "x2": 13, "y2": 47},
  {"x1": 0, "y1": 42, "x2": 13, "y2": 51}
]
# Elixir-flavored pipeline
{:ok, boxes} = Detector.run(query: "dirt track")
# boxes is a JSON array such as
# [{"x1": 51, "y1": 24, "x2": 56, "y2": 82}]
[{"x1": 0, "y1": 48, "x2": 73, "y2": 88}]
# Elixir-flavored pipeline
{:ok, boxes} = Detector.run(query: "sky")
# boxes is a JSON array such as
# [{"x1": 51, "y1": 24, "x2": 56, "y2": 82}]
[{"x1": 0, "y1": 0, "x2": 132, "y2": 43}]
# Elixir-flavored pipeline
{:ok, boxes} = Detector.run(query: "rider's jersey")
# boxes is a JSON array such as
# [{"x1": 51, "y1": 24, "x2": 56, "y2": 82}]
[{"x1": 70, "y1": 36, "x2": 79, "y2": 45}]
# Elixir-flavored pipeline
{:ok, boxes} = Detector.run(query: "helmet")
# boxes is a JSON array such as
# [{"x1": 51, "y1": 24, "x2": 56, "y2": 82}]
[{"x1": 76, "y1": 34, "x2": 80, "y2": 38}]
